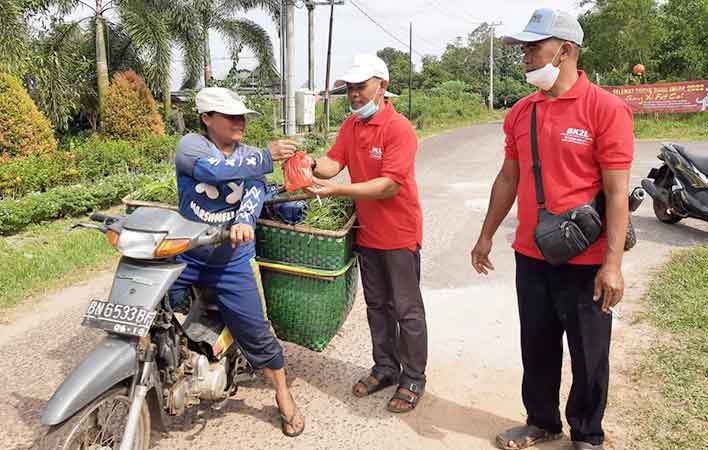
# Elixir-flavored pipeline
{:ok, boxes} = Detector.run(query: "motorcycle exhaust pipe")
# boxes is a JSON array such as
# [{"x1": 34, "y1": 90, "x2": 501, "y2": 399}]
[
  {"x1": 641, "y1": 179, "x2": 660, "y2": 200},
  {"x1": 629, "y1": 187, "x2": 646, "y2": 212}
]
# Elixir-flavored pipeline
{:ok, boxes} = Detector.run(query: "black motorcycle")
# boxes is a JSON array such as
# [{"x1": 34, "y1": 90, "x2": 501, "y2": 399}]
[{"x1": 641, "y1": 143, "x2": 708, "y2": 224}]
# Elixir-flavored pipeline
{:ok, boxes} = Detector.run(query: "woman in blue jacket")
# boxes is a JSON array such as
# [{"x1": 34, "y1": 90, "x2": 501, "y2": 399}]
[{"x1": 170, "y1": 87, "x2": 305, "y2": 437}]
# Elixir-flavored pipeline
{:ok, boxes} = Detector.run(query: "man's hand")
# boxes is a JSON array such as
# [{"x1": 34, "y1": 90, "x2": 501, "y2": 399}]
[
  {"x1": 593, "y1": 264, "x2": 624, "y2": 313},
  {"x1": 305, "y1": 177, "x2": 340, "y2": 198},
  {"x1": 471, "y1": 236, "x2": 495, "y2": 275},
  {"x1": 267, "y1": 139, "x2": 298, "y2": 161},
  {"x1": 230, "y1": 223, "x2": 255, "y2": 248}
]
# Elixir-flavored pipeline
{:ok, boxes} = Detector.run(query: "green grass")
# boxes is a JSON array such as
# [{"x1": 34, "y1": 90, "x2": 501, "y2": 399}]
[
  {"x1": 635, "y1": 113, "x2": 708, "y2": 141},
  {"x1": 634, "y1": 246, "x2": 708, "y2": 450},
  {"x1": 0, "y1": 210, "x2": 120, "y2": 311}
]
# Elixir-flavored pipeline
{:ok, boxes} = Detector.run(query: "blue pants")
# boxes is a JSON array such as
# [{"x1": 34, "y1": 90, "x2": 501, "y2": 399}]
[{"x1": 169, "y1": 254, "x2": 284, "y2": 370}]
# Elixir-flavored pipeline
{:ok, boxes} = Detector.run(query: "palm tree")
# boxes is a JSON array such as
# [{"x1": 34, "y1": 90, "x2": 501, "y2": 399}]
[
  {"x1": 0, "y1": 0, "x2": 29, "y2": 75},
  {"x1": 45, "y1": 0, "x2": 114, "y2": 126},
  {"x1": 176, "y1": 0, "x2": 280, "y2": 89},
  {"x1": 117, "y1": 0, "x2": 279, "y2": 118},
  {"x1": 117, "y1": 0, "x2": 174, "y2": 116}
]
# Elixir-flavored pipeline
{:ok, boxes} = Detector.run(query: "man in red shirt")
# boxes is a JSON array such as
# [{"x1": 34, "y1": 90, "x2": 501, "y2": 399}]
[
  {"x1": 470, "y1": 9, "x2": 633, "y2": 450},
  {"x1": 307, "y1": 54, "x2": 427, "y2": 414}
]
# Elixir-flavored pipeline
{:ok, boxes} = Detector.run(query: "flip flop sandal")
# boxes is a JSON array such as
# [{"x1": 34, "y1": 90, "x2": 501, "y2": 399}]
[
  {"x1": 276, "y1": 394, "x2": 305, "y2": 438},
  {"x1": 495, "y1": 425, "x2": 563, "y2": 450},
  {"x1": 386, "y1": 382, "x2": 424, "y2": 414},
  {"x1": 352, "y1": 373, "x2": 396, "y2": 398}
]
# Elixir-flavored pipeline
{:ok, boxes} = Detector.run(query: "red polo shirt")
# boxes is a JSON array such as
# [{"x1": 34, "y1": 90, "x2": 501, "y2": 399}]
[
  {"x1": 327, "y1": 101, "x2": 422, "y2": 251},
  {"x1": 504, "y1": 71, "x2": 634, "y2": 265}
]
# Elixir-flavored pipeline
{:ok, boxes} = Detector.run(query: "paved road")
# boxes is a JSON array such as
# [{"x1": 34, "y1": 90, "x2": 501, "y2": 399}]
[{"x1": 2, "y1": 124, "x2": 707, "y2": 450}]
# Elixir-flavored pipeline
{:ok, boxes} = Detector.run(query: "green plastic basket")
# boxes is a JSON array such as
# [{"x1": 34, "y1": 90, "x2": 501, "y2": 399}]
[
  {"x1": 259, "y1": 257, "x2": 359, "y2": 352},
  {"x1": 255, "y1": 215, "x2": 356, "y2": 270}
]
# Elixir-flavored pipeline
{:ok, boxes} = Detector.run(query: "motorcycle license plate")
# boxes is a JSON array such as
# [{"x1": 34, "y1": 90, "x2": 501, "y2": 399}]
[{"x1": 81, "y1": 299, "x2": 156, "y2": 337}]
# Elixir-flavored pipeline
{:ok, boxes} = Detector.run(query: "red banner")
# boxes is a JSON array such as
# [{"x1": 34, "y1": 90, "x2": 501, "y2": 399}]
[{"x1": 603, "y1": 80, "x2": 708, "y2": 114}]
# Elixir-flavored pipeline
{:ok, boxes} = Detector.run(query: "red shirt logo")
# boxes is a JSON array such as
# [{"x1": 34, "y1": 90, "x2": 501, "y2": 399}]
[{"x1": 369, "y1": 147, "x2": 383, "y2": 160}]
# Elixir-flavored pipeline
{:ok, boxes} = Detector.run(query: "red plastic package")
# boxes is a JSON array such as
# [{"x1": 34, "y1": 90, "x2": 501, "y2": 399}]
[{"x1": 283, "y1": 151, "x2": 314, "y2": 192}]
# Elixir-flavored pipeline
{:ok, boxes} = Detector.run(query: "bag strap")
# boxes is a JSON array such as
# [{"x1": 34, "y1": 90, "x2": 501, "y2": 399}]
[
  {"x1": 530, "y1": 103, "x2": 608, "y2": 218},
  {"x1": 530, "y1": 104, "x2": 545, "y2": 207}
]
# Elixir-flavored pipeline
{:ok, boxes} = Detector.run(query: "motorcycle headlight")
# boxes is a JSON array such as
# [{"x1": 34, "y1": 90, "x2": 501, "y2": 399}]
[{"x1": 117, "y1": 230, "x2": 167, "y2": 259}]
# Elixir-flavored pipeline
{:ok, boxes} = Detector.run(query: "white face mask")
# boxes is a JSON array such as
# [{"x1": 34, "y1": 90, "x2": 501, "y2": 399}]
[
  {"x1": 525, "y1": 44, "x2": 564, "y2": 91},
  {"x1": 350, "y1": 86, "x2": 382, "y2": 119}
]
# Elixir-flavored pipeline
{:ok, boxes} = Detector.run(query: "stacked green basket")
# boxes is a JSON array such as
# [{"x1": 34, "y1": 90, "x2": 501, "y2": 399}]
[
  {"x1": 120, "y1": 195, "x2": 359, "y2": 352},
  {"x1": 255, "y1": 215, "x2": 358, "y2": 352}
]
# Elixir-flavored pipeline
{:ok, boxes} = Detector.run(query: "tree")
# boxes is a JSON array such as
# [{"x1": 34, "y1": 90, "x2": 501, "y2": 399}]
[
  {"x1": 175, "y1": 0, "x2": 280, "y2": 89},
  {"x1": 656, "y1": 0, "x2": 708, "y2": 80},
  {"x1": 45, "y1": 0, "x2": 113, "y2": 127},
  {"x1": 101, "y1": 70, "x2": 165, "y2": 140},
  {"x1": 376, "y1": 47, "x2": 416, "y2": 94},
  {"x1": 118, "y1": 0, "x2": 173, "y2": 117},
  {"x1": 579, "y1": 0, "x2": 663, "y2": 83},
  {"x1": 418, "y1": 55, "x2": 452, "y2": 90},
  {"x1": 0, "y1": 73, "x2": 57, "y2": 159},
  {"x1": 0, "y1": 0, "x2": 29, "y2": 75}
]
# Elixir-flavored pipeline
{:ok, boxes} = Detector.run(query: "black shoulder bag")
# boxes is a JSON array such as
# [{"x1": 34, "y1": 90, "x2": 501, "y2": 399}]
[{"x1": 530, "y1": 104, "x2": 604, "y2": 265}]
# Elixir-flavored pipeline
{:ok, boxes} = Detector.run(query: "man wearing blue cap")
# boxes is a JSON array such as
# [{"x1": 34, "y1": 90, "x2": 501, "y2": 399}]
[{"x1": 471, "y1": 8, "x2": 634, "y2": 450}]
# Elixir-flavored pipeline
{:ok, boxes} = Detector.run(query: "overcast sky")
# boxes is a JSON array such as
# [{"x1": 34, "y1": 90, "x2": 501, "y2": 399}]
[{"x1": 183, "y1": 0, "x2": 588, "y2": 91}]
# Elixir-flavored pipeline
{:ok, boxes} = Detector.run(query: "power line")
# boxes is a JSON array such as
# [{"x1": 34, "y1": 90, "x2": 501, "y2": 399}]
[
  {"x1": 424, "y1": 0, "x2": 486, "y2": 26},
  {"x1": 348, "y1": 0, "x2": 425, "y2": 58}
]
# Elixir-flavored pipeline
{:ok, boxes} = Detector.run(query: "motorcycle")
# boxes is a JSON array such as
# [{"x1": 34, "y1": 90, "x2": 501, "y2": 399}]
[
  {"x1": 39, "y1": 206, "x2": 255, "y2": 450},
  {"x1": 641, "y1": 142, "x2": 708, "y2": 224}
]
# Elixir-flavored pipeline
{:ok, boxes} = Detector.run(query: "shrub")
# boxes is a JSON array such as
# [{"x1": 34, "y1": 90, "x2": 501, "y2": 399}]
[
  {"x1": 0, "y1": 73, "x2": 57, "y2": 158},
  {"x1": 101, "y1": 70, "x2": 165, "y2": 140},
  {"x1": 0, "y1": 173, "x2": 158, "y2": 235},
  {"x1": 0, "y1": 134, "x2": 178, "y2": 199},
  {"x1": 392, "y1": 89, "x2": 487, "y2": 130}
]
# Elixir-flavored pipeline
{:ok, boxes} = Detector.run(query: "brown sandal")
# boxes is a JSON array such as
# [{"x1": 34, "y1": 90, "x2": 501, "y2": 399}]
[
  {"x1": 275, "y1": 393, "x2": 305, "y2": 438},
  {"x1": 495, "y1": 425, "x2": 563, "y2": 449},
  {"x1": 386, "y1": 382, "x2": 423, "y2": 413},
  {"x1": 352, "y1": 373, "x2": 396, "y2": 398}
]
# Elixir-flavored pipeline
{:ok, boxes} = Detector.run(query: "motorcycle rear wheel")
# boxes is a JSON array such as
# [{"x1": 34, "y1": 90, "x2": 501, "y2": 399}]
[
  {"x1": 653, "y1": 198, "x2": 683, "y2": 224},
  {"x1": 38, "y1": 386, "x2": 151, "y2": 450}
]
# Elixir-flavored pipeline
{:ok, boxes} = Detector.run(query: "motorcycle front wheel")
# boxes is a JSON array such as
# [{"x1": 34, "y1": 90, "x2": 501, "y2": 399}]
[{"x1": 38, "y1": 386, "x2": 151, "y2": 450}]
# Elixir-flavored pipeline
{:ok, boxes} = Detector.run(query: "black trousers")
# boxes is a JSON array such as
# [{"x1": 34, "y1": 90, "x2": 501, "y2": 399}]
[
  {"x1": 357, "y1": 246, "x2": 428, "y2": 388},
  {"x1": 515, "y1": 252, "x2": 612, "y2": 445}
]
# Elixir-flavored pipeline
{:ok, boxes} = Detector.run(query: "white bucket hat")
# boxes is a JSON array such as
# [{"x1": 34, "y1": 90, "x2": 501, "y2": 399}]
[{"x1": 195, "y1": 87, "x2": 259, "y2": 116}]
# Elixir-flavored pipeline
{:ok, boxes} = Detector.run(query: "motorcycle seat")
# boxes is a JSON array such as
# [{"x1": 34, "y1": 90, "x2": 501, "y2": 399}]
[{"x1": 677, "y1": 145, "x2": 708, "y2": 175}]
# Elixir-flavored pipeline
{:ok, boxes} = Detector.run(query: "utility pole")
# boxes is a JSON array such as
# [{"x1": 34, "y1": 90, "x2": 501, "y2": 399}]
[
  {"x1": 285, "y1": 0, "x2": 296, "y2": 136},
  {"x1": 279, "y1": 0, "x2": 286, "y2": 135},
  {"x1": 489, "y1": 21, "x2": 502, "y2": 111},
  {"x1": 324, "y1": 0, "x2": 335, "y2": 137},
  {"x1": 307, "y1": 1, "x2": 315, "y2": 92},
  {"x1": 409, "y1": 22, "x2": 413, "y2": 119},
  {"x1": 310, "y1": 0, "x2": 343, "y2": 136}
]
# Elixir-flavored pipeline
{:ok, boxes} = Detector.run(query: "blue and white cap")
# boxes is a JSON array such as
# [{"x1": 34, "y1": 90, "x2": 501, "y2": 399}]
[{"x1": 502, "y1": 9, "x2": 583, "y2": 46}]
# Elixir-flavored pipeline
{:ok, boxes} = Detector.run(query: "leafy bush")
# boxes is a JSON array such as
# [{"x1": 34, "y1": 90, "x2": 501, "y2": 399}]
[
  {"x1": 392, "y1": 89, "x2": 488, "y2": 130},
  {"x1": 0, "y1": 173, "x2": 157, "y2": 235},
  {"x1": 0, "y1": 134, "x2": 178, "y2": 199},
  {"x1": 0, "y1": 73, "x2": 57, "y2": 158},
  {"x1": 101, "y1": 70, "x2": 165, "y2": 140},
  {"x1": 132, "y1": 176, "x2": 178, "y2": 205}
]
